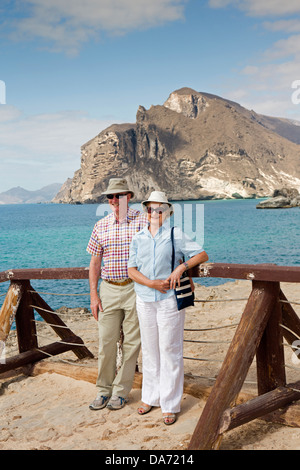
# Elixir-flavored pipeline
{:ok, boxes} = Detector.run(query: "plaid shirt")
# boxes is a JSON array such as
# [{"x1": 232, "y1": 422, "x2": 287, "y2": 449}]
[{"x1": 87, "y1": 208, "x2": 148, "y2": 281}]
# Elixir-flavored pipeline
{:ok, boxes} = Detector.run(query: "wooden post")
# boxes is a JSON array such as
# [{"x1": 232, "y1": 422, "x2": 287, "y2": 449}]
[
  {"x1": 0, "y1": 282, "x2": 23, "y2": 342},
  {"x1": 188, "y1": 281, "x2": 280, "y2": 450},
  {"x1": 256, "y1": 283, "x2": 286, "y2": 395},
  {"x1": 0, "y1": 282, "x2": 23, "y2": 362},
  {"x1": 15, "y1": 281, "x2": 38, "y2": 353}
]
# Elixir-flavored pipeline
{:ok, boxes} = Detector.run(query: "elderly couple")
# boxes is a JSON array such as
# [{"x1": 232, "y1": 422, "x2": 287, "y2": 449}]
[{"x1": 87, "y1": 178, "x2": 208, "y2": 425}]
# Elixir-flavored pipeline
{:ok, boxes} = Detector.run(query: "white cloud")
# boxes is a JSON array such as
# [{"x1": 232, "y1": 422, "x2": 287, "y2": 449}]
[
  {"x1": 0, "y1": 105, "x2": 22, "y2": 122},
  {"x1": 265, "y1": 34, "x2": 300, "y2": 60},
  {"x1": 209, "y1": 0, "x2": 300, "y2": 17},
  {"x1": 264, "y1": 19, "x2": 300, "y2": 34},
  {"x1": 0, "y1": 106, "x2": 117, "y2": 191},
  {"x1": 209, "y1": 0, "x2": 300, "y2": 118},
  {"x1": 6, "y1": 0, "x2": 186, "y2": 54}
]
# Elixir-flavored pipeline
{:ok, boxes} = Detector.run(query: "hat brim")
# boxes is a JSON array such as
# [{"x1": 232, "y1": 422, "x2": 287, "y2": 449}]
[
  {"x1": 142, "y1": 200, "x2": 173, "y2": 216},
  {"x1": 102, "y1": 190, "x2": 134, "y2": 198}
]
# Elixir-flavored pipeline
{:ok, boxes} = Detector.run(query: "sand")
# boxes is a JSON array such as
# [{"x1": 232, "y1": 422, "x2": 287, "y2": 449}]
[{"x1": 1, "y1": 280, "x2": 300, "y2": 451}]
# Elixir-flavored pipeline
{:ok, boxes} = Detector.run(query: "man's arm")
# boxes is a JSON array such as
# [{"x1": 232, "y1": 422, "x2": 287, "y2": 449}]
[{"x1": 89, "y1": 255, "x2": 103, "y2": 320}]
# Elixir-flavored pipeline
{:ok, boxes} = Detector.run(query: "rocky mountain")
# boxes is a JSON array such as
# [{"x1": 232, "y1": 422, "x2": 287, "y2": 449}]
[
  {"x1": 0, "y1": 183, "x2": 62, "y2": 204},
  {"x1": 52, "y1": 88, "x2": 300, "y2": 203}
]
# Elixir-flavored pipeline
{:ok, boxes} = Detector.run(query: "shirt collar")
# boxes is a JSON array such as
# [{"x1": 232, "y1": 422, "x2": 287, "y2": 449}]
[
  {"x1": 141, "y1": 220, "x2": 170, "y2": 237},
  {"x1": 109, "y1": 207, "x2": 132, "y2": 225}
]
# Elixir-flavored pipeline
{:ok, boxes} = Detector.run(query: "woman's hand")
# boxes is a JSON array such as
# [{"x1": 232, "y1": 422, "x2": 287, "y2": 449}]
[
  {"x1": 150, "y1": 279, "x2": 170, "y2": 293},
  {"x1": 128, "y1": 267, "x2": 170, "y2": 294},
  {"x1": 166, "y1": 264, "x2": 186, "y2": 289}
]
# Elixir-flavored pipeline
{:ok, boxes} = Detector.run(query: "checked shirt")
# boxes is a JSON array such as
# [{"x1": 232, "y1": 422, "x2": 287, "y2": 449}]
[{"x1": 86, "y1": 208, "x2": 147, "y2": 281}]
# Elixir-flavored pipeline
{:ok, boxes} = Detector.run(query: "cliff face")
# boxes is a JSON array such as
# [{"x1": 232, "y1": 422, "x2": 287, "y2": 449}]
[{"x1": 53, "y1": 88, "x2": 300, "y2": 203}]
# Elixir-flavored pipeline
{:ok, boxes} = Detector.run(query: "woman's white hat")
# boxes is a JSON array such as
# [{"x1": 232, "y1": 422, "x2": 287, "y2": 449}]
[{"x1": 141, "y1": 191, "x2": 174, "y2": 215}]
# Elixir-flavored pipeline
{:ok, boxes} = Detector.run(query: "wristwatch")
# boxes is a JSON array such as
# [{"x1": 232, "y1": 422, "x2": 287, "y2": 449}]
[{"x1": 183, "y1": 261, "x2": 189, "y2": 270}]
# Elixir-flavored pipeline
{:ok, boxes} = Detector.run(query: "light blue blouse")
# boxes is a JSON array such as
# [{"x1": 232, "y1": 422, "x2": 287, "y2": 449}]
[{"x1": 128, "y1": 222, "x2": 203, "y2": 302}]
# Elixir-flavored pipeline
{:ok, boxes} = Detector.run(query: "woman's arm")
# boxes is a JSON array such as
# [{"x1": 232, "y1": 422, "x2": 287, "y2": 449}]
[
  {"x1": 128, "y1": 267, "x2": 170, "y2": 294},
  {"x1": 166, "y1": 251, "x2": 209, "y2": 290}
]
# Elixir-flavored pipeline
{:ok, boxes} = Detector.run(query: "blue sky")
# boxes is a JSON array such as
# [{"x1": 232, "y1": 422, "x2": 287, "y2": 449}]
[{"x1": 1, "y1": 0, "x2": 300, "y2": 192}]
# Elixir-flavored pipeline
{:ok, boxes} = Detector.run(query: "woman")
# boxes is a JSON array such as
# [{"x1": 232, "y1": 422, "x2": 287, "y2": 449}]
[{"x1": 128, "y1": 191, "x2": 209, "y2": 425}]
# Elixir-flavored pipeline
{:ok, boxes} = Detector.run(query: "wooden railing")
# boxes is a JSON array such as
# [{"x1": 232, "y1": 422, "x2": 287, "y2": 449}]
[
  {"x1": 0, "y1": 267, "x2": 93, "y2": 373},
  {"x1": 1, "y1": 263, "x2": 300, "y2": 450},
  {"x1": 190, "y1": 263, "x2": 300, "y2": 449}
]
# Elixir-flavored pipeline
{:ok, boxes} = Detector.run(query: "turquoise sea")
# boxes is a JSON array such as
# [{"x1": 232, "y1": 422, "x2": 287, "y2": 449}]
[{"x1": 0, "y1": 199, "x2": 299, "y2": 311}]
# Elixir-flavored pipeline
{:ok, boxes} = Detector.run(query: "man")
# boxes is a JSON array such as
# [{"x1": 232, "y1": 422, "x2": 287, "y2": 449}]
[{"x1": 87, "y1": 178, "x2": 147, "y2": 410}]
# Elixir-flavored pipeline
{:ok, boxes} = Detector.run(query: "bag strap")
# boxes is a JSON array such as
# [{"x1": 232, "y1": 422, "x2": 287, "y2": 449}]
[
  {"x1": 171, "y1": 226, "x2": 185, "y2": 273},
  {"x1": 171, "y1": 226, "x2": 175, "y2": 271}
]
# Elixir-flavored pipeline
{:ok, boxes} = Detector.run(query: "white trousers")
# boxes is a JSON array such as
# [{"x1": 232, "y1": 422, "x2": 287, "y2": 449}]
[{"x1": 136, "y1": 294, "x2": 185, "y2": 413}]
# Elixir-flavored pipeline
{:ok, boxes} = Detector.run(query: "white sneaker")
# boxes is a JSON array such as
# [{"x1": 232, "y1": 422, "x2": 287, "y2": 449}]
[
  {"x1": 89, "y1": 395, "x2": 110, "y2": 410},
  {"x1": 106, "y1": 395, "x2": 128, "y2": 410}
]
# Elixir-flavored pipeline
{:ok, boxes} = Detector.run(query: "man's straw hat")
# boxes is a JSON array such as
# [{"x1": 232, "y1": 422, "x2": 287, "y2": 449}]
[{"x1": 101, "y1": 178, "x2": 134, "y2": 198}]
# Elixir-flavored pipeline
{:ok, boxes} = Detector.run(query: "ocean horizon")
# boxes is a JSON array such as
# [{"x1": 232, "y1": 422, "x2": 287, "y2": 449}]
[{"x1": 0, "y1": 198, "x2": 299, "y2": 311}]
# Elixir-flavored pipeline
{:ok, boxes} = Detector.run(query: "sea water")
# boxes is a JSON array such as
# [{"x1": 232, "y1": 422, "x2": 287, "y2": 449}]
[{"x1": 0, "y1": 199, "x2": 299, "y2": 311}]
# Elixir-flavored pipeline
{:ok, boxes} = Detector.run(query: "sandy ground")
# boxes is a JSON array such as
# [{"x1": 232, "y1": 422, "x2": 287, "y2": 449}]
[{"x1": 1, "y1": 280, "x2": 300, "y2": 451}]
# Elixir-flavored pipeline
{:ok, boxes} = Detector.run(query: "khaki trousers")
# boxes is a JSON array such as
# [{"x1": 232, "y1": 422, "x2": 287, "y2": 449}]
[{"x1": 96, "y1": 280, "x2": 141, "y2": 398}]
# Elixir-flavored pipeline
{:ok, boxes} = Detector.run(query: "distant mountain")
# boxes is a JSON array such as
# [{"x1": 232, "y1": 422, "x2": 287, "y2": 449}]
[
  {"x1": 0, "y1": 183, "x2": 62, "y2": 204},
  {"x1": 53, "y1": 88, "x2": 300, "y2": 203}
]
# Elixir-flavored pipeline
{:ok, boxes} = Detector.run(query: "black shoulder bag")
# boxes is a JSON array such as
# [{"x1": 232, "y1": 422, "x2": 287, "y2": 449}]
[{"x1": 171, "y1": 227, "x2": 194, "y2": 311}]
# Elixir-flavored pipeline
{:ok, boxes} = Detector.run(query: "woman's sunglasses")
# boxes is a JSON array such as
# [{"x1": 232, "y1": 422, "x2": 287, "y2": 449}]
[
  {"x1": 107, "y1": 193, "x2": 129, "y2": 200},
  {"x1": 147, "y1": 206, "x2": 168, "y2": 214}
]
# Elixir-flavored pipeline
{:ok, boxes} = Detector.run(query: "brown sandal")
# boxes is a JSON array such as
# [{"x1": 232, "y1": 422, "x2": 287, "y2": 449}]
[
  {"x1": 137, "y1": 403, "x2": 152, "y2": 415},
  {"x1": 163, "y1": 413, "x2": 176, "y2": 425}
]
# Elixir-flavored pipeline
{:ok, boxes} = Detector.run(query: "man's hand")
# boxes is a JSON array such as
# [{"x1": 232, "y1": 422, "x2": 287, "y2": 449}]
[
  {"x1": 89, "y1": 255, "x2": 102, "y2": 320},
  {"x1": 90, "y1": 294, "x2": 103, "y2": 321}
]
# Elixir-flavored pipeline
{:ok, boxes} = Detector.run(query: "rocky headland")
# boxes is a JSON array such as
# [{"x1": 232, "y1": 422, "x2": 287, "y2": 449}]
[{"x1": 52, "y1": 88, "x2": 300, "y2": 204}]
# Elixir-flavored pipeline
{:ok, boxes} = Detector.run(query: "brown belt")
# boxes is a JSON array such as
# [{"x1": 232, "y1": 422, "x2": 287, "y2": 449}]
[{"x1": 106, "y1": 279, "x2": 133, "y2": 286}]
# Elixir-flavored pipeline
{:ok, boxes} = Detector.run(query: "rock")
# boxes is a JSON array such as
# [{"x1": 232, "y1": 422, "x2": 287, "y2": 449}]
[
  {"x1": 53, "y1": 88, "x2": 300, "y2": 204},
  {"x1": 256, "y1": 196, "x2": 291, "y2": 209},
  {"x1": 273, "y1": 188, "x2": 299, "y2": 199},
  {"x1": 291, "y1": 196, "x2": 300, "y2": 207},
  {"x1": 256, "y1": 187, "x2": 300, "y2": 208},
  {"x1": 256, "y1": 196, "x2": 297, "y2": 209}
]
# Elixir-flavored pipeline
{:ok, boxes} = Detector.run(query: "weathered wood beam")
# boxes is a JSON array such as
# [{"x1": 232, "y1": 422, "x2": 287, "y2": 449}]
[
  {"x1": 0, "y1": 281, "x2": 23, "y2": 362},
  {"x1": 256, "y1": 287, "x2": 286, "y2": 395},
  {"x1": 15, "y1": 280, "x2": 38, "y2": 353},
  {"x1": 1, "y1": 263, "x2": 300, "y2": 283},
  {"x1": 29, "y1": 361, "x2": 143, "y2": 389},
  {"x1": 0, "y1": 267, "x2": 89, "y2": 283},
  {"x1": 0, "y1": 282, "x2": 23, "y2": 342},
  {"x1": 219, "y1": 381, "x2": 300, "y2": 433},
  {"x1": 0, "y1": 341, "x2": 80, "y2": 373},
  {"x1": 191, "y1": 263, "x2": 300, "y2": 283},
  {"x1": 30, "y1": 286, "x2": 94, "y2": 360},
  {"x1": 188, "y1": 280, "x2": 280, "y2": 450}
]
